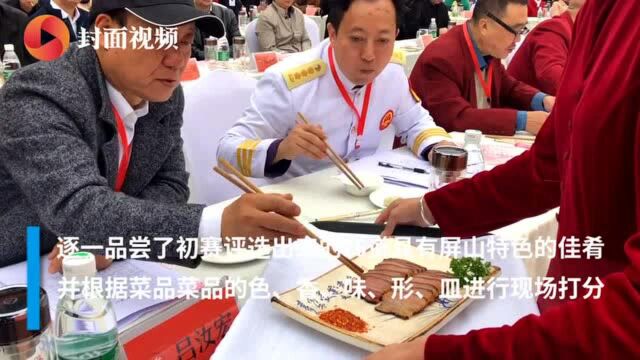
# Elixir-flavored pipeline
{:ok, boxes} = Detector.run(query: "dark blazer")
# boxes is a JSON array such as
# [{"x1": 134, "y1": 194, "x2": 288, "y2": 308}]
[
  {"x1": 1, "y1": 0, "x2": 40, "y2": 15},
  {"x1": 0, "y1": 2, "x2": 36, "y2": 65},
  {"x1": 192, "y1": 3, "x2": 242, "y2": 60},
  {"x1": 398, "y1": 0, "x2": 450, "y2": 40},
  {"x1": 30, "y1": 0, "x2": 90, "y2": 42},
  {"x1": 0, "y1": 45, "x2": 205, "y2": 267},
  {"x1": 219, "y1": 0, "x2": 243, "y2": 18}
]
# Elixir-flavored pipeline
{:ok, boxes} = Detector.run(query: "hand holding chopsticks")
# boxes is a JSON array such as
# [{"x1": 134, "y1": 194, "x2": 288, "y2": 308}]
[
  {"x1": 214, "y1": 159, "x2": 365, "y2": 276},
  {"x1": 296, "y1": 113, "x2": 365, "y2": 190}
]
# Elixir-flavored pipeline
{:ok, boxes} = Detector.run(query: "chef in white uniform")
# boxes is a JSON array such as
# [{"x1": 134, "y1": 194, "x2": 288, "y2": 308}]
[{"x1": 217, "y1": 0, "x2": 451, "y2": 180}]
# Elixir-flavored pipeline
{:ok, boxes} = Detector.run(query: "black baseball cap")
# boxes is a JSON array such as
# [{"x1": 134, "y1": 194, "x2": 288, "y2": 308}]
[{"x1": 91, "y1": 0, "x2": 225, "y2": 38}]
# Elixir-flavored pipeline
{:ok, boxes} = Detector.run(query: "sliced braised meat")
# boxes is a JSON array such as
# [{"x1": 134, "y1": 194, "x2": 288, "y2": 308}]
[{"x1": 375, "y1": 292, "x2": 428, "y2": 319}]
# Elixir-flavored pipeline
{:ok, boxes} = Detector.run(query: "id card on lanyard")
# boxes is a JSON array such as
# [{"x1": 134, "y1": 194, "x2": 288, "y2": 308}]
[
  {"x1": 463, "y1": 24, "x2": 494, "y2": 105},
  {"x1": 328, "y1": 45, "x2": 372, "y2": 150},
  {"x1": 112, "y1": 105, "x2": 132, "y2": 192}
]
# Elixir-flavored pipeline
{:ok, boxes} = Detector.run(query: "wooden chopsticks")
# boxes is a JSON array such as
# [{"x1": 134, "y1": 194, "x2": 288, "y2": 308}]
[
  {"x1": 296, "y1": 112, "x2": 365, "y2": 190},
  {"x1": 485, "y1": 134, "x2": 536, "y2": 142},
  {"x1": 213, "y1": 158, "x2": 365, "y2": 276},
  {"x1": 314, "y1": 209, "x2": 383, "y2": 222}
]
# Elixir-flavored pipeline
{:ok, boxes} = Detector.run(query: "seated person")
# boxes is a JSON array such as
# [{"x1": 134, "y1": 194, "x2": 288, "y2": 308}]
[
  {"x1": 0, "y1": 0, "x2": 307, "y2": 271},
  {"x1": 397, "y1": 0, "x2": 449, "y2": 40},
  {"x1": 192, "y1": 0, "x2": 242, "y2": 60},
  {"x1": 0, "y1": 1, "x2": 36, "y2": 66},
  {"x1": 528, "y1": 0, "x2": 567, "y2": 16},
  {"x1": 217, "y1": 0, "x2": 452, "y2": 180},
  {"x1": 409, "y1": 0, "x2": 555, "y2": 136},
  {"x1": 30, "y1": 0, "x2": 90, "y2": 42},
  {"x1": 507, "y1": 0, "x2": 583, "y2": 95},
  {"x1": 256, "y1": 0, "x2": 312, "y2": 53}
]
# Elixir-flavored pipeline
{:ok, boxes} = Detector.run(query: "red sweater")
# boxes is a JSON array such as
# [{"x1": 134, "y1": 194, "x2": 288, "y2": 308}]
[
  {"x1": 424, "y1": 0, "x2": 640, "y2": 358},
  {"x1": 508, "y1": 12, "x2": 574, "y2": 95},
  {"x1": 409, "y1": 25, "x2": 539, "y2": 136}
]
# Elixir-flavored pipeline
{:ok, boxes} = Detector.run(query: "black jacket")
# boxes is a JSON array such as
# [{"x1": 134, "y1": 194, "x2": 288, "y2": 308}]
[
  {"x1": 0, "y1": 2, "x2": 36, "y2": 65},
  {"x1": 219, "y1": 0, "x2": 243, "y2": 17},
  {"x1": 397, "y1": 0, "x2": 449, "y2": 40},
  {"x1": 30, "y1": 0, "x2": 90, "y2": 42},
  {"x1": 192, "y1": 4, "x2": 242, "y2": 60},
  {"x1": 1, "y1": 0, "x2": 40, "y2": 15}
]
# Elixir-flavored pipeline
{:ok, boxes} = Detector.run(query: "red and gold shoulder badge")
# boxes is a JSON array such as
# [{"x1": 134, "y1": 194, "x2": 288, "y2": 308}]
[
  {"x1": 408, "y1": 80, "x2": 421, "y2": 103},
  {"x1": 379, "y1": 110, "x2": 394, "y2": 130}
]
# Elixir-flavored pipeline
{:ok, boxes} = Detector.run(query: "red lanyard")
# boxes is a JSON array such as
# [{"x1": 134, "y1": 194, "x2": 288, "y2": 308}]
[
  {"x1": 328, "y1": 45, "x2": 373, "y2": 149},
  {"x1": 112, "y1": 105, "x2": 132, "y2": 192},
  {"x1": 463, "y1": 24, "x2": 494, "y2": 105}
]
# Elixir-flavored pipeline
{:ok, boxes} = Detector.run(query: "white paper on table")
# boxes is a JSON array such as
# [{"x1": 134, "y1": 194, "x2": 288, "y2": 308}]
[
  {"x1": 212, "y1": 231, "x2": 540, "y2": 360},
  {"x1": 352, "y1": 149, "x2": 432, "y2": 188},
  {"x1": 481, "y1": 142, "x2": 527, "y2": 168},
  {"x1": 0, "y1": 257, "x2": 182, "y2": 327}
]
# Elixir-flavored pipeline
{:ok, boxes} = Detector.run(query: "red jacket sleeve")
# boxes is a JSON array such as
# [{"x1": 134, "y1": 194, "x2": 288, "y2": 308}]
[
  {"x1": 423, "y1": 108, "x2": 560, "y2": 238},
  {"x1": 425, "y1": 232, "x2": 640, "y2": 359},
  {"x1": 422, "y1": 86, "x2": 640, "y2": 360},
  {"x1": 410, "y1": 55, "x2": 519, "y2": 136},
  {"x1": 496, "y1": 64, "x2": 541, "y2": 111},
  {"x1": 529, "y1": 21, "x2": 571, "y2": 95}
]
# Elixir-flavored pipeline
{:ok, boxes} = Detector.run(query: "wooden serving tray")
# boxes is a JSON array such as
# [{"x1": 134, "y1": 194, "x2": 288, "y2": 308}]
[{"x1": 271, "y1": 239, "x2": 501, "y2": 352}]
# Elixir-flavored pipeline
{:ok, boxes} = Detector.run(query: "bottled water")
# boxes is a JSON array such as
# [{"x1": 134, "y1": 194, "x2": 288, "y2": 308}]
[
  {"x1": 54, "y1": 252, "x2": 120, "y2": 360},
  {"x1": 2, "y1": 44, "x2": 21, "y2": 81},
  {"x1": 217, "y1": 36, "x2": 230, "y2": 61},
  {"x1": 463, "y1": 129, "x2": 485, "y2": 175},
  {"x1": 428, "y1": 19, "x2": 438, "y2": 39}
]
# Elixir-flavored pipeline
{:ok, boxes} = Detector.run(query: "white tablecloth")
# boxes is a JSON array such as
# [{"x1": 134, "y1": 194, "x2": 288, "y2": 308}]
[{"x1": 394, "y1": 39, "x2": 424, "y2": 76}]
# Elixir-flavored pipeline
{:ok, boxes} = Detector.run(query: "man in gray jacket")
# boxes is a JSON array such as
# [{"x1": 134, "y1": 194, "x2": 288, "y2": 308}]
[{"x1": 0, "y1": 0, "x2": 307, "y2": 271}]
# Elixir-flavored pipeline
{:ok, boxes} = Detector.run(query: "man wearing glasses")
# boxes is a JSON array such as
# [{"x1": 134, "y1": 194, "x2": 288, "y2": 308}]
[{"x1": 409, "y1": 0, "x2": 555, "y2": 136}]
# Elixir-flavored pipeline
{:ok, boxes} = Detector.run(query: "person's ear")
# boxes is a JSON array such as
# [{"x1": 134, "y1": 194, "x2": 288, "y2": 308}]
[
  {"x1": 478, "y1": 18, "x2": 489, "y2": 35},
  {"x1": 328, "y1": 23, "x2": 337, "y2": 44}
]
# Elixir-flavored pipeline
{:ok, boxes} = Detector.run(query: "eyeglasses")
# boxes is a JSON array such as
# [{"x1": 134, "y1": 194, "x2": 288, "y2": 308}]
[{"x1": 486, "y1": 12, "x2": 530, "y2": 37}]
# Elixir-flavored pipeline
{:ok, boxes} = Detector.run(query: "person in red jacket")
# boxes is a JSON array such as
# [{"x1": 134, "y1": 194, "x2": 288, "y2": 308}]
[
  {"x1": 409, "y1": 0, "x2": 555, "y2": 136},
  {"x1": 527, "y1": 0, "x2": 543, "y2": 16},
  {"x1": 507, "y1": 0, "x2": 584, "y2": 95},
  {"x1": 367, "y1": 0, "x2": 640, "y2": 358}
]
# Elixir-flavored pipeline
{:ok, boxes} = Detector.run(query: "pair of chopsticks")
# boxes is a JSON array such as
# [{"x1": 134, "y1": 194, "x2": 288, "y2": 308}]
[
  {"x1": 296, "y1": 112, "x2": 365, "y2": 190},
  {"x1": 213, "y1": 158, "x2": 365, "y2": 277},
  {"x1": 314, "y1": 209, "x2": 383, "y2": 222},
  {"x1": 486, "y1": 134, "x2": 536, "y2": 142}
]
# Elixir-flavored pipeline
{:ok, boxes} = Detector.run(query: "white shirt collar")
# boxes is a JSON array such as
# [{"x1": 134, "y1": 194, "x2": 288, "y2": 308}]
[
  {"x1": 106, "y1": 81, "x2": 149, "y2": 142},
  {"x1": 50, "y1": 0, "x2": 80, "y2": 23}
]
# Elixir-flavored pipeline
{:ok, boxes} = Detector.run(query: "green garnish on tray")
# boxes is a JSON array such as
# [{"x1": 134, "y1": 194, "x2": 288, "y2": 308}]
[{"x1": 450, "y1": 257, "x2": 491, "y2": 286}]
